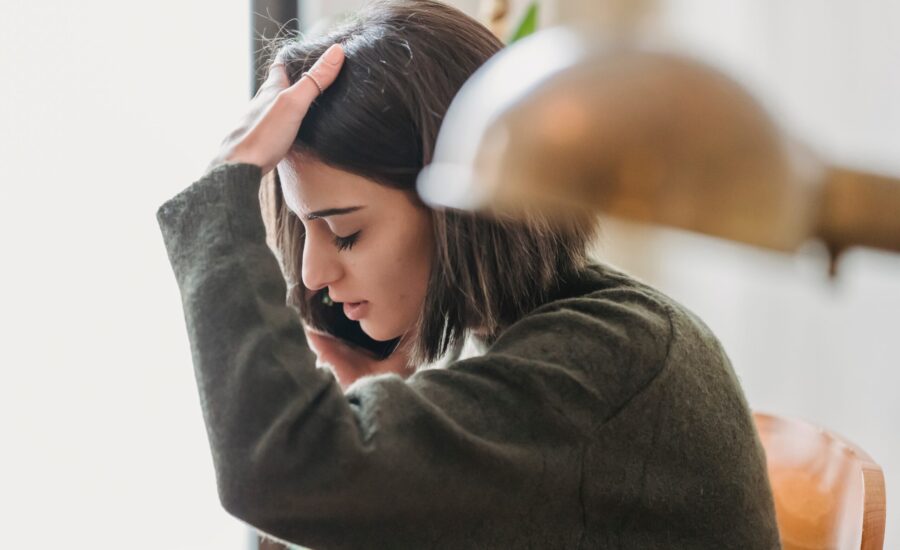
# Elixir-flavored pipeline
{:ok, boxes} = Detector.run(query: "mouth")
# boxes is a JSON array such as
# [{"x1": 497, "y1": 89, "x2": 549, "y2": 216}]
[{"x1": 342, "y1": 300, "x2": 369, "y2": 321}]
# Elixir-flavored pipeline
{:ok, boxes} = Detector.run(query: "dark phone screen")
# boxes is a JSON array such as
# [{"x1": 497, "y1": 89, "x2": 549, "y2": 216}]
[{"x1": 307, "y1": 289, "x2": 400, "y2": 361}]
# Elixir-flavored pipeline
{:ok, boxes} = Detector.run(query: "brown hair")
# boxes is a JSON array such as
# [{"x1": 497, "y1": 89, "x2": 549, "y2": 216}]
[{"x1": 267, "y1": 0, "x2": 598, "y2": 365}]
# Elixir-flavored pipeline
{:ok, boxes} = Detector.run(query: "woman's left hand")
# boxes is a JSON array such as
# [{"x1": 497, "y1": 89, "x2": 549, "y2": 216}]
[
  {"x1": 207, "y1": 43, "x2": 346, "y2": 175},
  {"x1": 305, "y1": 328, "x2": 414, "y2": 391}
]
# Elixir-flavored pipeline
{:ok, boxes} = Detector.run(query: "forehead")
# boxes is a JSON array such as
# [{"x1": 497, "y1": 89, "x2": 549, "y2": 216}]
[{"x1": 277, "y1": 153, "x2": 389, "y2": 216}]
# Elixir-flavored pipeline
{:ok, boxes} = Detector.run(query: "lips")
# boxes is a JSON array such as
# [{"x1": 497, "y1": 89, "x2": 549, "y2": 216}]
[{"x1": 342, "y1": 300, "x2": 369, "y2": 321}]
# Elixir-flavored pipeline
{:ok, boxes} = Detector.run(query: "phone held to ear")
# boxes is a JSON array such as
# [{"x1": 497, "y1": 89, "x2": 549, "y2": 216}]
[{"x1": 306, "y1": 289, "x2": 400, "y2": 361}]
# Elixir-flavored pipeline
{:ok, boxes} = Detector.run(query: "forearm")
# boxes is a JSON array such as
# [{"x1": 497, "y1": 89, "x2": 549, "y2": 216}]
[
  {"x1": 154, "y1": 163, "x2": 631, "y2": 548},
  {"x1": 155, "y1": 163, "x2": 349, "y2": 505}
]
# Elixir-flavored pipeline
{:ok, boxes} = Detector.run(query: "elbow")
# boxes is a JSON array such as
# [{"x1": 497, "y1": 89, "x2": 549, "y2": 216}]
[
  {"x1": 216, "y1": 476, "x2": 248, "y2": 521},
  {"x1": 215, "y1": 472, "x2": 268, "y2": 525},
  {"x1": 211, "y1": 443, "x2": 290, "y2": 525},
  {"x1": 216, "y1": 475, "x2": 309, "y2": 546},
  {"x1": 215, "y1": 465, "x2": 298, "y2": 530}
]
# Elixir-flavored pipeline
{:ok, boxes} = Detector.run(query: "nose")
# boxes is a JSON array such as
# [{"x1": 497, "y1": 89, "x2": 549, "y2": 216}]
[{"x1": 301, "y1": 231, "x2": 344, "y2": 292}]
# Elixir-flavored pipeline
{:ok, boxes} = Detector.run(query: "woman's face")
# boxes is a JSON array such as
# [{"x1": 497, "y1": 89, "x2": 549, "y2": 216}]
[{"x1": 277, "y1": 153, "x2": 434, "y2": 342}]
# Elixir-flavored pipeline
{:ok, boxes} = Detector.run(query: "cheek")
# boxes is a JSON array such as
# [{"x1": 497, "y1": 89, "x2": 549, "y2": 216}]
[
  {"x1": 358, "y1": 216, "x2": 433, "y2": 338},
  {"x1": 390, "y1": 214, "x2": 433, "y2": 299},
  {"x1": 374, "y1": 247, "x2": 431, "y2": 320}
]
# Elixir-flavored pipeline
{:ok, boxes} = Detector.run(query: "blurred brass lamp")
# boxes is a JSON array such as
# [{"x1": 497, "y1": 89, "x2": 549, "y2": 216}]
[{"x1": 417, "y1": 28, "x2": 900, "y2": 272}]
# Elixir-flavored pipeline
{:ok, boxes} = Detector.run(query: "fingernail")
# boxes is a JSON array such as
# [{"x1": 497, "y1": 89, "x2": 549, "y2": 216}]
[{"x1": 324, "y1": 44, "x2": 343, "y2": 65}]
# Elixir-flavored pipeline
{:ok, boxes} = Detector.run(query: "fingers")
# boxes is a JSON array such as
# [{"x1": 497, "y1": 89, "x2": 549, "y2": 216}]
[
  {"x1": 235, "y1": 44, "x2": 344, "y2": 174},
  {"x1": 286, "y1": 43, "x2": 346, "y2": 106},
  {"x1": 263, "y1": 43, "x2": 345, "y2": 135},
  {"x1": 265, "y1": 61, "x2": 288, "y2": 86},
  {"x1": 251, "y1": 61, "x2": 289, "y2": 102}
]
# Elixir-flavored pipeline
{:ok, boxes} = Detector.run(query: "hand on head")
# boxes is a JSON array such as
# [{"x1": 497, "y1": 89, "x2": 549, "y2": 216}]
[{"x1": 208, "y1": 43, "x2": 346, "y2": 175}]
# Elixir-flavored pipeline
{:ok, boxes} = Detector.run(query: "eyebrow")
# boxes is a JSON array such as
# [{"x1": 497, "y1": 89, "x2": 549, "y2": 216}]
[{"x1": 304, "y1": 206, "x2": 365, "y2": 221}]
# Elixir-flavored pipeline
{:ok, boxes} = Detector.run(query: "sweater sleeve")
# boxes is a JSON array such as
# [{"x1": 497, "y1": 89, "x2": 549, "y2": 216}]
[{"x1": 156, "y1": 163, "x2": 672, "y2": 550}]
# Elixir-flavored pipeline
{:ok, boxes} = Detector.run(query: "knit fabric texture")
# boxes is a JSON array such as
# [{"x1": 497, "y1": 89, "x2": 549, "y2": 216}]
[{"x1": 156, "y1": 162, "x2": 781, "y2": 549}]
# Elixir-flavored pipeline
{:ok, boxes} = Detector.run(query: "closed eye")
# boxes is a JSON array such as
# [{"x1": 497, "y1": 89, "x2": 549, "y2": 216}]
[{"x1": 333, "y1": 230, "x2": 361, "y2": 251}]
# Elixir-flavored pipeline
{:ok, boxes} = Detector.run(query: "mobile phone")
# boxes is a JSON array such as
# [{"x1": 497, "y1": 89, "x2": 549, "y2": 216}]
[{"x1": 306, "y1": 289, "x2": 400, "y2": 360}]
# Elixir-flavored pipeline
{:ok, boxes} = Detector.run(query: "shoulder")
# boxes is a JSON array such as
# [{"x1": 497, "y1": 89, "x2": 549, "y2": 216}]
[
  {"x1": 408, "y1": 264, "x2": 682, "y2": 430},
  {"x1": 403, "y1": 263, "x2": 726, "y2": 434},
  {"x1": 488, "y1": 263, "x2": 676, "y2": 384}
]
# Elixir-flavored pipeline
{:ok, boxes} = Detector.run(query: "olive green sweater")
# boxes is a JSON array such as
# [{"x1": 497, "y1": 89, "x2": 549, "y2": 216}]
[{"x1": 156, "y1": 162, "x2": 780, "y2": 549}]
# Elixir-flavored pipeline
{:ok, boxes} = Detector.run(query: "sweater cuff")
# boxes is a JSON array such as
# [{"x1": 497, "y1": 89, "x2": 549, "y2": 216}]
[{"x1": 156, "y1": 162, "x2": 265, "y2": 285}]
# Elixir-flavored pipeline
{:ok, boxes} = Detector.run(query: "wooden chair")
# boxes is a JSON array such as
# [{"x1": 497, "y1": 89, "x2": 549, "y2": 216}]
[{"x1": 753, "y1": 412, "x2": 886, "y2": 549}]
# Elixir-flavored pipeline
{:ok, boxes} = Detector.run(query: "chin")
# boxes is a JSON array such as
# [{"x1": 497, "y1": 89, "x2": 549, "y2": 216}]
[{"x1": 359, "y1": 319, "x2": 403, "y2": 342}]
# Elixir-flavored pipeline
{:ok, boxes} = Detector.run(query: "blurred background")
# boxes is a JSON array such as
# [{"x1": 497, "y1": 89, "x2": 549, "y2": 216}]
[{"x1": 1, "y1": 0, "x2": 897, "y2": 548}]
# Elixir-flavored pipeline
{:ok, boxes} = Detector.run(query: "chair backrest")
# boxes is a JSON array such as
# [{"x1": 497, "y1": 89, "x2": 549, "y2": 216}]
[{"x1": 753, "y1": 412, "x2": 886, "y2": 549}]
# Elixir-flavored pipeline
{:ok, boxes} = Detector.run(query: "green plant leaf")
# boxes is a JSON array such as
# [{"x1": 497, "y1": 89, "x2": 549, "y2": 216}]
[{"x1": 508, "y1": 2, "x2": 539, "y2": 44}]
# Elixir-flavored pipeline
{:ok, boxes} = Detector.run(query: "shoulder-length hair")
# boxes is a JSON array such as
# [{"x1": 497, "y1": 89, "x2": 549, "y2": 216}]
[{"x1": 266, "y1": 0, "x2": 599, "y2": 365}]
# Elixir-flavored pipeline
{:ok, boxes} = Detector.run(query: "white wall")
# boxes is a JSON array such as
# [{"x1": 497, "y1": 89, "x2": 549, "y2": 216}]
[{"x1": 1, "y1": 1, "x2": 253, "y2": 549}]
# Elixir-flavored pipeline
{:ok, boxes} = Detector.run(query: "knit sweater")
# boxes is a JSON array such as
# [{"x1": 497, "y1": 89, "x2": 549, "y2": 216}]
[{"x1": 156, "y1": 162, "x2": 781, "y2": 550}]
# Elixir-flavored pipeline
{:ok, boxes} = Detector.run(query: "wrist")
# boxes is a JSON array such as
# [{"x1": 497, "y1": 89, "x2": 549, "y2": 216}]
[{"x1": 206, "y1": 153, "x2": 263, "y2": 175}]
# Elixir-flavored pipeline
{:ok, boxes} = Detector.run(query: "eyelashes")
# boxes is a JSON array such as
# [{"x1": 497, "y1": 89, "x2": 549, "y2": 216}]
[{"x1": 333, "y1": 230, "x2": 361, "y2": 251}]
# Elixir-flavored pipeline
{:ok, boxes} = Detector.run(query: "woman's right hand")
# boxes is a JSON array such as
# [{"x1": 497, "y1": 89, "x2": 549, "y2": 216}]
[
  {"x1": 305, "y1": 328, "x2": 415, "y2": 391},
  {"x1": 207, "y1": 43, "x2": 346, "y2": 176}
]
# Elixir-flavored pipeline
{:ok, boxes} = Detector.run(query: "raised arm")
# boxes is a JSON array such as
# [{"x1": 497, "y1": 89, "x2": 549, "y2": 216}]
[
  {"x1": 157, "y1": 39, "x2": 685, "y2": 548},
  {"x1": 156, "y1": 160, "x2": 672, "y2": 549}
]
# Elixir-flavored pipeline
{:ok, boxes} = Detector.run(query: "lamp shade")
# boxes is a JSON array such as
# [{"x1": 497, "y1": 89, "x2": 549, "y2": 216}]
[{"x1": 417, "y1": 27, "x2": 900, "y2": 259}]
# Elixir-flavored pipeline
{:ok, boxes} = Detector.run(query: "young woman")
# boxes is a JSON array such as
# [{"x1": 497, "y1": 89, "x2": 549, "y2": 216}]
[{"x1": 157, "y1": 1, "x2": 780, "y2": 548}]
